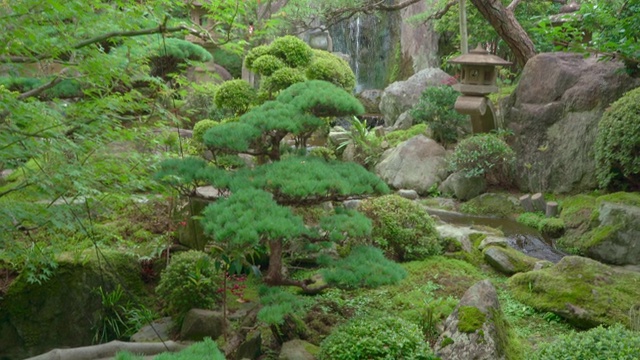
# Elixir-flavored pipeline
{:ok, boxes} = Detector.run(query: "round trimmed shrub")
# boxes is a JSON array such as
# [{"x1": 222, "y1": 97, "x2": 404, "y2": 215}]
[
  {"x1": 214, "y1": 79, "x2": 256, "y2": 115},
  {"x1": 358, "y1": 195, "x2": 441, "y2": 261},
  {"x1": 319, "y1": 315, "x2": 435, "y2": 360},
  {"x1": 269, "y1": 35, "x2": 313, "y2": 68},
  {"x1": 595, "y1": 86, "x2": 640, "y2": 190},
  {"x1": 155, "y1": 251, "x2": 221, "y2": 325},
  {"x1": 259, "y1": 67, "x2": 306, "y2": 95},
  {"x1": 448, "y1": 133, "x2": 515, "y2": 186},
  {"x1": 251, "y1": 54, "x2": 286, "y2": 76},
  {"x1": 306, "y1": 50, "x2": 356, "y2": 92},
  {"x1": 243, "y1": 44, "x2": 271, "y2": 70},
  {"x1": 192, "y1": 119, "x2": 219, "y2": 144},
  {"x1": 530, "y1": 324, "x2": 640, "y2": 360}
]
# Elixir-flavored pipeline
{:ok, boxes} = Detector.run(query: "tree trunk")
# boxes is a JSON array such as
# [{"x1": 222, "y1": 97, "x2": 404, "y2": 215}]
[{"x1": 468, "y1": 0, "x2": 536, "y2": 67}]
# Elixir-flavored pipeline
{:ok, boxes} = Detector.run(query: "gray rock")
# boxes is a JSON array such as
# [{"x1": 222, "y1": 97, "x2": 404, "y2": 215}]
[
  {"x1": 435, "y1": 280, "x2": 508, "y2": 360},
  {"x1": 327, "y1": 127, "x2": 349, "y2": 147},
  {"x1": 533, "y1": 260, "x2": 554, "y2": 271},
  {"x1": 393, "y1": 110, "x2": 414, "y2": 130},
  {"x1": 375, "y1": 135, "x2": 447, "y2": 195},
  {"x1": 586, "y1": 202, "x2": 640, "y2": 265},
  {"x1": 278, "y1": 339, "x2": 318, "y2": 360},
  {"x1": 478, "y1": 236, "x2": 508, "y2": 250},
  {"x1": 356, "y1": 89, "x2": 384, "y2": 114},
  {"x1": 180, "y1": 309, "x2": 225, "y2": 341},
  {"x1": 483, "y1": 246, "x2": 537, "y2": 276},
  {"x1": 397, "y1": 189, "x2": 419, "y2": 200},
  {"x1": 379, "y1": 68, "x2": 454, "y2": 126},
  {"x1": 439, "y1": 172, "x2": 487, "y2": 201},
  {"x1": 504, "y1": 52, "x2": 640, "y2": 193},
  {"x1": 342, "y1": 199, "x2": 362, "y2": 210},
  {"x1": 234, "y1": 331, "x2": 262, "y2": 360},
  {"x1": 131, "y1": 317, "x2": 173, "y2": 343}
]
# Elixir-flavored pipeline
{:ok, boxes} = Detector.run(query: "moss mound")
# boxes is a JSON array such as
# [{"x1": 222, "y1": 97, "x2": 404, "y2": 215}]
[
  {"x1": 460, "y1": 193, "x2": 522, "y2": 218},
  {"x1": 507, "y1": 256, "x2": 640, "y2": 329}
]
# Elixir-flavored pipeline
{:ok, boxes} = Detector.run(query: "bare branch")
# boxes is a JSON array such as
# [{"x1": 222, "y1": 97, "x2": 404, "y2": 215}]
[
  {"x1": 18, "y1": 69, "x2": 70, "y2": 100},
  {"x1": 506, "y1": 0, "x2": 524, "y2": 12},
  {"x1": 378, "y1": 0, "x2": 423, "y2": 11},
  {"x1": 422, "y1": 0, "x2": 458, "y2": 23},
  {"x1": 0, "y1": 24, "x2": 211, "y2": 64}
]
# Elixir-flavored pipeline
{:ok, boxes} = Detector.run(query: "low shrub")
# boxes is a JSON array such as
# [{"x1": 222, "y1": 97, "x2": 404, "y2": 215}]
[
  {"x1": 358, "y1": 195, "x2": 442, "y2": 261},
  {"x1": 214, "y1": 79, "x2": 256, "y2": 115},
  {"x1": 319, "y1": 315, "x2": 435, "y2": 360},
  {"x1": 530, "y1": 324, "x2": 640, "y2": 360},
  {"x1": 306, "y1": 50, "x2": 355, "y2": 92},
  {"x1": 155, "y1": 251, "x2": 221, "y2": 326},
  {"x1": 595, "y1": 86, "x2": 640, "y2": 190},
  {"x1": 410, "y1": 85, "x2": 466, "y2": 146},
  {"x1": 269, "y1": 35, "x2": 314, "y2": 68},
  {"x1": 448, "y1": 133, "x2": 515, "y2": 186},
  {"x1": 259, "y1": 67, "x2": 306, "y2": 97},
  {"x1": 116, "y1": 338, "x2": 225, "y2": 360},
  {"x1": 251, "y1": 54, "x2": 286, "y2": 76},
  {"x1": 517, "y1": 212, "x2": 565, "y2": 238},
  {"x1": 192, "y1": 119, "x2": 219, "y2": 145}
]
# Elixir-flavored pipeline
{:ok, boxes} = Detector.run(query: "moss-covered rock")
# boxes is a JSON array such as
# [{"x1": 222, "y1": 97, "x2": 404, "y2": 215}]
[
  {"x1": 460, "y1": 193, "x2": 522, "y2": 218},
  {"x1": 558, "y1": 192, "x2": 640, "y2": 264},
  {"x1": 435, "y1": 280, "x2": 521, "y2": 360},
  {"x1": 0, "y1": 250, "x2": 146, "y2": 359},
  {"x1": 507, "y1": 256, "x2": 640, "y2": 329},
  {"x1": 483, "y1": 246, "x2": 538, "y2": 276}
]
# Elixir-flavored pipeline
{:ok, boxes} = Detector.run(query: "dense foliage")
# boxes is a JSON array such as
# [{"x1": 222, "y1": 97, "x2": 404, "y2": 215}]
[
  {"x1": 319, "y1": 315, "x2": 435, "y2": 360},
  {"x1": 410, "y1": 85, "x2": 467, "y2": 146},
  {"x1": 116, "y1": 338, "x2": 225, "y2": 360},
  {"x1": 245, "y1": 36, "x2": 356, "y2": 96},
  {"x1": 595, "y1": 86, "x2": 640, "y2": 190},
  {"x1": 155, "y1": 251, "x2": 221, "y2": 326},
  {"x1": 448, "y1": 133, "x2": 515, "y2": 186},
  {"x1": 530, "y1": 324, "x2": 640, "y2": 360},
  {"x1": 357, "y1": 195, "x2": 442, "y2": 261}
]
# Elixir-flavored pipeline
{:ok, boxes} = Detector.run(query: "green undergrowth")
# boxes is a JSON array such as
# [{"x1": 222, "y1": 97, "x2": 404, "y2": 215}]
[{"x1": 115, "y1": 337, "x2": 225, "y2": 359}]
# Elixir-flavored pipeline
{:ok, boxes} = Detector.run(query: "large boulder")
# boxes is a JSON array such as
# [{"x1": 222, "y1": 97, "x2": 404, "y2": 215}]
[
  {"x1": 483, "y1": 246, "x2": 538, "y2": 276},
  {"x1": 435, "y1": 280, "x2": 512, "y2": 360},
  {"x1": 180, "y1": 309, "x2": 225, "y2": 341},
  {"x1": 278, "y1": 339, "x2": 319, "y2": 360},
  {"x1": 379, "y1": 68, "x2": 453, "y2": 126},
  {"x1": 439, "y1": 172, "x2": 487, "y2": 201},
  {"x1": 356, "y1": 89, "x2": 384, "y2": 114},
  {"x1": 374, "y1": 135, "x2": 447, "y2": 195},
  {"x1": 0, "y1": 251, "x2": 146, "y2": 360},
  {"x1": 503, "y1": 52, "x2": 640, "y2": 193},
  {"x1": 587, "y1": 200, "x2": 640, "y2": 266},
  {"x1": 508, "y1": 256, "x2": 640, "y2": 328}
]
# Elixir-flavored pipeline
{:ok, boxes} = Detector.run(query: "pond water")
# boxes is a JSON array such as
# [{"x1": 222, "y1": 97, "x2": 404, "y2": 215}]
[{"x1": 427, "y1": 208, "x2": 566, "y2": 263}]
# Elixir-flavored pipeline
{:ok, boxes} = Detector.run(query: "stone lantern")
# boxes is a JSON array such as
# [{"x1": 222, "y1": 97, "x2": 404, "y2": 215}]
[{"x1": 449, "y1": 44, "x2": 511, "y2": 133}]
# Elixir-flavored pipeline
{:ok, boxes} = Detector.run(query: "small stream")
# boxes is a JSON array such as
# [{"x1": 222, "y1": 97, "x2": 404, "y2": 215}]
[{"x1": 426, "y1": 208, "x2": 566, "y2": 263}]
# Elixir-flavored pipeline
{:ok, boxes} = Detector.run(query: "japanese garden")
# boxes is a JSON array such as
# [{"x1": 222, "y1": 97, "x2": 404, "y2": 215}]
[{"x1": 1, "y1": 0, "x2": 639, "y2": 359}]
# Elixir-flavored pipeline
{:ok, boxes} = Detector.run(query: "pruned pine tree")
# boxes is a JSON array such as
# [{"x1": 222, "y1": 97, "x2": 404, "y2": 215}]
[{"x1": 156, "y1": 80, "x2": 401, "y2": 294}]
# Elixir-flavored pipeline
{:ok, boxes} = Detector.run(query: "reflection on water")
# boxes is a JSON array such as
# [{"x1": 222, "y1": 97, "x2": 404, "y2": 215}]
[{"x1": 426, "y1": 208, "x2": 565, "y2": 263}]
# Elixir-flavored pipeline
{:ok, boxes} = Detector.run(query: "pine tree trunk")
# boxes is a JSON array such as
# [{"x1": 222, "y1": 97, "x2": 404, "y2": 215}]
[{"x1": 468, "y1": 0, "x2": 536, "y2": 67}]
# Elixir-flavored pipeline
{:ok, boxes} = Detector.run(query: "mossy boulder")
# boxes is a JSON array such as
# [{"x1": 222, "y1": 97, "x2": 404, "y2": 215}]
[
  {"x1": 460, "y1": 193, "x2": 522, "y2": 218},
  {"x1": 507, "y1": 256, "x2": 640, "y2": 329},
  {"x1": 0, "y1": 250, "x2": 145, "y2": 359},
  {"x1": 558, "y1": 192, "x2": 640, "y2": 265},
  {"x1": 435, "y1": 280, "x2": 518, "y2": 360},
  {"x1": 482, "y1": 246, "x2": 538, "y2": 276}
]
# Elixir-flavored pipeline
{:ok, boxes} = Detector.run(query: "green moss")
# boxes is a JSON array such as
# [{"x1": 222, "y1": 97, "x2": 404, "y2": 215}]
[
  {"x1": 483, "y1": 246, "x2": 538, "y2": 274},
  {"x1": 441, "y1": 336, "x2": 454, "y2": 347},
  {"x1": 458, "y1": 306, "x2": 486, "y2": 333},
  {"x1": 539, "y1": 217, "x2": 565, "y2": 238},
  {"x1": 596, "y1": 191, "x2": 640, "y2": 207},
  {"x1": 383, "y1": 124, "x2": 428, "y2": 147},
  {"x1": 559, "y1": 194, "x2": 597, "y2": 228},
  {"x1": 460, "y1": 193, "x2": 521, "y2": 218},
  {"x1": 507, "y1": 256, "x2": 640, "y2": 328},
  {"x1": 470, "y1": 233, "x2": 487, "y2": 249}
]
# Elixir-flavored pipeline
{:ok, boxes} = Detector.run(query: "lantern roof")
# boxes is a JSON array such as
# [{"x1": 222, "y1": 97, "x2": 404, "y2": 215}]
[{"x1": 449, "y1": 44, "x2": 512, "y2": 66}]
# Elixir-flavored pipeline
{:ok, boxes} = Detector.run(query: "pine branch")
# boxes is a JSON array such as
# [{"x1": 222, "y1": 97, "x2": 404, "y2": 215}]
[{"x1": 0, "y1": 23, "x2": 210, "y2": 64}]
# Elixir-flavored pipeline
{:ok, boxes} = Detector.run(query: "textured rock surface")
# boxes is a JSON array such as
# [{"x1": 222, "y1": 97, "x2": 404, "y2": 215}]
[
  {"x1": 504, "y1": 52, "x2": 640, "y2": 193},
  {"x1": 375, "y1": 135, "x2": 447, "y2": 195},
  {"x1": 439, "y1": 172, "x2": 487, "y2": 201},
  {"x1": 435, "y1": 280, "x2": 508, "y2": 360},
  {"x1": 278, "y1": 339, "x2": 318, "y2": 360},
  {"x1": 180, "y1": 309, "x2": 225, "y2": 341},
  {"x1": 586, "y1": 202, "x2": 640, "y2": 265},
  {"x1": 508, "y1": 256, "x2": 640, "y2": 328},
  {"x1": 483, "y1": 246, "x2": 538, "y2": 276},
  {"x1": 379, "y1": 68, "x2": 453, "y2": 126},
  {"x1": 0, "y1": 251, "x2": 145, "y2": 360}
]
